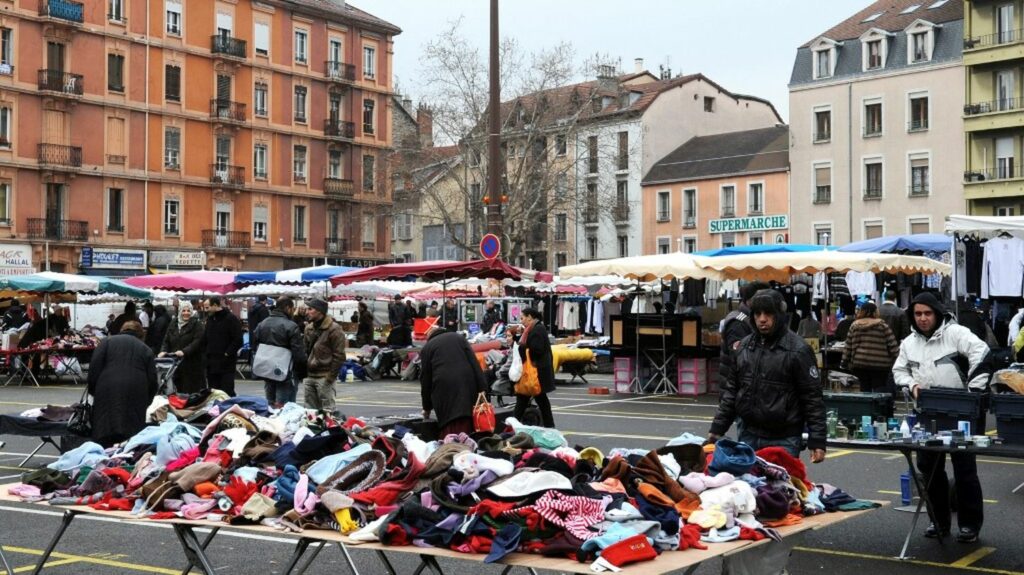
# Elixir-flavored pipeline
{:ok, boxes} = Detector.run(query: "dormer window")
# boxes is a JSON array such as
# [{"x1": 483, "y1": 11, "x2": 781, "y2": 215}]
[
  {"x1": 810, "y1": 37, "x2": 840, "y2": 80},
  {"x1": 867, "y1": 40, "x2": 882, "y2": 69},
  {"x1": 860, "y1": 29, "x2": 892, "y2": 72},
  {"x1": 911, "y1": 32, "x2": 928, "y2": 61},
  {"x1": 905, "y1": 20, "x2": 938, "y2": 64}
]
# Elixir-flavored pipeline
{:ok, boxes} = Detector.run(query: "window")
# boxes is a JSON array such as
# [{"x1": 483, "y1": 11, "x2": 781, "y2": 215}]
[
  {"x1": 293, "y1": 205, "x2": 306, "y2": 241},
  {"x1": 253, "y1": 205, "x2": 268, "y2": 242},
  {"x1": 163, "y1": 199, "x2": 179, "y2": 235},
  {"x1": 0, "y1": 183, "x2": 10, "y2": 224},
  {"x1": 996, "y1": 206, "x2": 1016, "y2": 217},
  {"x1": 996, "y1": 70, "x2": 1015, "y2": 111},
  {"x1": 749, "y1": 233, "x2": 764, "y2": 246},
  {"x1": 363, "y1": 98, "x2": 375, "y2": 134},
  {"x1": 657, "y1": 237, "x2": 671, "y2": 254},
  {"x1": 294, "y1": 86, "x2": 307, "y2": 122},
  {"x1": 720, "y1": 185, "x2": 736, "y2": 217},
  {"x1": 911, "y1": 32, "x2": 928, "y2": 62},
  {"x1": 555, "y1": 174, "x2": 567, "y2": 199},
  {"x1": 165, "y1": 0, "x2": 181, "y2": 35},
  {"x1": 814, "y1": 109, "x2": 831, "y2": 142},
  {"x1": 616, "y1": 180, "x2": 629, "y2": 219},
  {"x1": 814, "y1": 164, "x2": 832, "y2": 203},
  {"x1": 909, "y1": 218, "x2": 930, "y2": 235},
  {"x1": 587, "y1": 236, "x2": 597, "y2": 259},
  {"x1": 0, "y1": 28, "x2": 12, "y2": 72},
  {"x1": 683, "y1": 237, "x2": 696, "y2": 253},
  {"x1": 164, "y1": 65, "x2": 180, "y2": 101},
  {"x1": 554, "y1": 214, "x2": 567, "y2": 241},
  {"x1": 328, "y1": 150, "x2": 342, "y2": 178},
  {"x1": 997, "y1": 136, "x2": 1015, "y2": 179},
  {"x1": 998, "y1": 4, "x2": 1016, "y2": 44},
  {"x1": 657, "y1": 191, "x2": 671, "y2": 221},
  {"x1": 291, "y1": 145, "x2": 306, "y2": 182},
  {"x1": 0, "y1": 107, "x2": 10, "y2": 147},
  {"x1": 617, "y1": 235, "x2": 628, "y2": 257},
  {"x1": 555, "y1": 135, "x2": 567, "y2": 156},
  {"x1": 363, "y1": 154, "x2": 375, "y2": 191},
  {"x1": 254, "y1": 144, "x2": 267, "y2": 179},
  {"x1": 107, "y1": 53, "x2": 124, "y2": 92},
  {"x1": 683, "y1": 188, "x2": 696, "y2": 227},
  {"x1": 617, "y1": 131, "x2": 628, "y2": 170},
  {"x1": 362, "y1": 212, "x2": 376, "y2": 248},
  {"x1": 107, "y1": 188, "x2": 124, "y2": 231},
  {"x1": 704, "y1": 96, "x2": 715, "y2": 112},
  {"x1": 909, "y1": 94, "x2": 929, "y2": 131},
  {"x1": 866, "y1": 39, "x2": 882, "y2": 70},
  {"x1": 814, "y1": 223, "x2": 833, "y2": 246},
  {"x1": 864, "y1": 220, "x2": 884, "y2": 240},
  {"x1": 254, "y1": 82, "x2": 268, "y2": 116},
  {"x1": 254, "y1": 22, "x2": 269, "y2": 56},
  {"x1": 910, "y1": 155, "x2": 929, "y2": 196},
  {"x1": 721, "y1": 233, "x2": 736, "y2": 249},
  {"x1": 555, "y1": 253, "x2": 567, "y2": 270},
  {"x1": 164, "y1": 127, "x2": 180, "y2": 169},
  {"x1": 864, "y1": 101, "x2": 882, "y2": 136},
  {"x1": 393, "y1": 213, "x2": 412, "y2": 240},
  {"x1": 748, "y1": 182, "x2": 764, "y2": 214},
  {"x1": 814, "y1": 49, "x2": 832, "y2": 79},
  {"x1": 864, "y1": 160, "x2": 883, "y2": 199},
  {"x1": 294, "y1": 30, "x2": 307, "y2": 63},
  {"x1": 588, "y1": 136, "x2": 598, "y2": 173},
  {"x1": 363, "y1": 46, "x2": 376, "y2": 78},
  {"x1": 109, "y1": 0, "x2": 124, "y2": 22},
  {"x1": 469, "y1": 183, "x2": 482, "y2": 202}
]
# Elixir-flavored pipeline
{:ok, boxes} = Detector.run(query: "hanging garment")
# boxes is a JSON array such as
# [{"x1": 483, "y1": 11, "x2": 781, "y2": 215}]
[
  {"x1": 845, "y1": 271, "x2": 876, "y2": 297},
  {"x1": 981, "y1": 236, "x2": 1024, "y2": 298},
  {"x1": 964, "y1": 237, "x2": 984, "y2": 296}
]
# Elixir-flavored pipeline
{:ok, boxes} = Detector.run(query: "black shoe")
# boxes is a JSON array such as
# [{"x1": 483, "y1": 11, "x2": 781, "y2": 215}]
[
  {"x1": 956, "y1": 527, "x2": 979, "y2": 543},
  {"x1": 924, "y1": 523, "x2": 950, "y2": 538}
]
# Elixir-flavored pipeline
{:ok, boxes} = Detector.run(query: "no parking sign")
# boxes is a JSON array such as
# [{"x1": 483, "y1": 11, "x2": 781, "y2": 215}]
[{"x1": 480, "y1": 234, "x2": 501, "y2": 260}]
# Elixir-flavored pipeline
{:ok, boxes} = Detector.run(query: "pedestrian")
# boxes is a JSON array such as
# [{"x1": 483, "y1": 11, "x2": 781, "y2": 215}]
[
  {"x1": 833, "y1": 300, "x2": 857, "y2": 342},
  {"x1": 419, "y1": 327, "x2": 488, "y2": 437},
  {"x1": 203, "y1": 296, "x2": 243, "y2": 396},
  {"x1": 356, "y1": 301, "x2": 375, "y2": 346},
  {"x1": 109, "y1": 301, "x2": 139, "y2": 335},
  {"x1": 880, "y1": 291, "x2": 911, "y2": 341},
  {"x1": 144, "y1": 305, "x2": 172, "y2": 356},
  {"x1": 249, "y1": 295, "x2": 270, "y2": 343},
  {"x1": 841, "y1": 302, "x2": 900, "y2": 393},
  {"x1": 87, "y1": 321, "x2": 157, "y2": 447},
  {"x1": 442, "y1": 299, "x2": 459, "y2": 332},
  {"x1": 404, "y1": 299, "x2": 417, "y2": 327},
  {"x1": 719, "y1": 282, "x2": 768, "y2": 388},
  {"x1": 387, "y1": 294, "x2": 412, "y2": 347},
  {"x1": 426, "y1": 301, "x2": 439, "y2": 318},
  {"x1": 1, "y1": 303, "x2": 28, "y2": 331},
  {"x1": 513, "y1": 307, "x2": 556, "y2": 428},
  {"x1": 302, "y1": 298, "x2": 346, "y2": 412},
  {"x1": 159, "y1": 301, "x2": 206, "y2": 394},
  {"x1": 481, "y1": 300, "x2": 501, "y2": 334},
  {"x1": 139, "y1": 301, "x2": 153, "y2": 330},
  {"x1": 252, "y1": 297, "x2": 307, "y2": 408},
  {"x1": 292, "y1": 301, "x2": 307, "y2": 334},
  {"x1": 893, "y1": 292, "x2": 991, "y2": 543},
  {"x1": 707, "y1": 289, "x2": 827, "y2": 461}
]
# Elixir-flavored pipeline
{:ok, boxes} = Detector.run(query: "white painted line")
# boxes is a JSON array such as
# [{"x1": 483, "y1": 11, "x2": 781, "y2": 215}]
[
  {"x1": 0, "y1": 452, "x2": 58, "y2": 459},
  {"x1": 552, "y1": 394, "x2": 661, "y2": 411}
]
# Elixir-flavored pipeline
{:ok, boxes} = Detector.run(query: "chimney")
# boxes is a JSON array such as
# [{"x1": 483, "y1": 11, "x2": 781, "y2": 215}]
[
  {"x1": 416, "y1": 106, "x2": 434, "y2": 148},
  {"x1": 402, "y1": 97, "x2": 412, "y2": 112},
  {"x1": 634, "y1": 58, "x2": 644, "y2": 73}
]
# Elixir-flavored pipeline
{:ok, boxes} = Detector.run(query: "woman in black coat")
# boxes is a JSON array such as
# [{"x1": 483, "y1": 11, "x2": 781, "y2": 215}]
[
  {"x1": 356, "y1": 302, "x2": 375, "y2": 346},
  {"x1": 160, "y1": 302, "x2": 206, "y2": 394},
  {"x1": 88, "y1": 321, "x2": 158, "y2": 447},
  {"x1": 419, "y1": 328, "x2": 488, "y2": 437},
  {"x1": 514, "y1": 307, "x2": 556, "y2": 428}
]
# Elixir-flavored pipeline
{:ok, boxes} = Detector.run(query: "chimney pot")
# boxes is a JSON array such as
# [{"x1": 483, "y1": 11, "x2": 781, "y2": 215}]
[{"x1": 634, "y1": 58, "x2": 644, "y2": 73}]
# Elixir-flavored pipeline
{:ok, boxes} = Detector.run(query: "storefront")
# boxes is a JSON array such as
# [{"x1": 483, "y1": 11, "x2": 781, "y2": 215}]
[
  {"x1": 0, "y1": 243, "x2": 35, "y2": 275},
  {"x1": 148, "y1": 250, "x2": 207, "y2": 272},
  {"x1": 79, "y1": 248, "x2": 148, "y2": 278}
]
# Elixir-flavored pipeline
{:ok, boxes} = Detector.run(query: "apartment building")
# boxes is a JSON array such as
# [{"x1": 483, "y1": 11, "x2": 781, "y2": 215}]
[
  {"x1": 789, "y1": 0, "x2": 964, "y2": 245},
  {"x1": 641, "y1": 126, "x2": 790, "y2": 254},
  {"x1": 963, "y1": 0, "x2": 1024, "y2": 215},
  {"x1": 0, "y1": 0, "x2": 398, "y2": 274}
]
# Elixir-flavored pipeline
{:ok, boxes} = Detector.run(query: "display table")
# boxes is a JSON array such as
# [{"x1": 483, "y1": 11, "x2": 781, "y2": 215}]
[
  {"x1": 0, "y1": 483, "x2": 881, "y2": 575},
  {"x1": 0, "y1": 415, "x2": 71, "y2": 467},
  {"x1": 0, "y1": 346, "x2": 94, "y2": 387}
]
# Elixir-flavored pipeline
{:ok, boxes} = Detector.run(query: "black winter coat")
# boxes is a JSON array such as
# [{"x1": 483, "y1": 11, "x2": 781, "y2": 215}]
[
  {"x1": 145, "y1": 310, "x2": 172, "y2": 355},
  {"x1": 162, "y1": 317, "x2": 206, "y2": 394},
  {"x1": 710, "y1": 317, "x2": 828, "y2": 450},
  {"x1": 518, "y1": 321, "x2": 556, "y2": 394},
  {"x1": 419, "y1": 332, "x2": 487, "y2": 427},
  {"x1": 253, "y1": 311, "x2": 307, "y2": 378},
  {"x1": 204, "y1": 309, "x2": 243, "y2": 374},
  {"x1": 718, "y1": 305, "x2": 753, "y2": 388},
  {"x1": 88, "y1": 334, "x2": 158, "y2": 447}
]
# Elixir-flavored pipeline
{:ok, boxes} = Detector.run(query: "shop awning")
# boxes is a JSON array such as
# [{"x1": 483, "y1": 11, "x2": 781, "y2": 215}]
[
  {"x1": 945, "y1": 215, "x2": 1024, "y2": 238},
  {"x1": 0, "y1": 271, "x2": 151, "y2": 299},
  {"x1": 235, "y1": 265, "x2": 358, "y2": 284}
]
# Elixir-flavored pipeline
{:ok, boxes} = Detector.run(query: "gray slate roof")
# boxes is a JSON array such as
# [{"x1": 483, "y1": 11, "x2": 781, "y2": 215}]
[{"x1": 642, "y1": 126, "x2": 789, "y2": 185}]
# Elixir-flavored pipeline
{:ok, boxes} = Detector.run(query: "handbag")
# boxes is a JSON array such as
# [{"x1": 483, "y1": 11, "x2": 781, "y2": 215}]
[
  {"x1": 252, "y1": 343, "x2": 293, "y2": 381},
  {"x1": 67, "y1": 386, "x2": 92, "y2": 437},
  {"x1": 514, "y1": 350, "x2": 542, "y2": 397},
  {"x1": 472, "y1": 392, "x2": 496, "y2": 433}
]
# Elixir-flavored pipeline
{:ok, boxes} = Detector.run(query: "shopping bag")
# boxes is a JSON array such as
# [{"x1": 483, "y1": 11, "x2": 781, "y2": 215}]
[
  {"x1": 67, "y1": 387, "x2": 92, "y2": 437},
  {"x1": 509, "y1": 342, "x2": 524, "y2": 382},
  {"x1": 473, "y1": 392, "x2": 496, "y2": 433},
  {"x1": 252, "y1": 344, "x2": 292, "y2": 381},
  {"x1": 514, "y1": 350, "x2": 541, "y2": 397}
]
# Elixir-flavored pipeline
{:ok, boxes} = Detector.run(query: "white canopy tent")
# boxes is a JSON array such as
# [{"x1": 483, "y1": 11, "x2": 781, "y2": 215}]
[
  {"x1": 558, "y1": 253, "x2": 724, "y2": 282},
  {"x1": 697, "y1": 251, "x2": 951, "y2": 283}
]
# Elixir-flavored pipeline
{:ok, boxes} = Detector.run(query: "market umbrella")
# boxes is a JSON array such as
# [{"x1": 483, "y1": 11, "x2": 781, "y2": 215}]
[
  {"x1": 330, "y1": 259, "x2": 522, "y2": 285},
  {"x1": 693, "y1": 244, "x2": 833, "y2": 257},
  {"x1": 123, "y1": 271, "x2": 238, "y2": 294},
  {"x1": 234, "y1": 265, "x2": 358, "y2": 284},
  {"x1": 696, "y1": 251, "x2": 951, "y2": 283},
  {"x1": 837, "y1": 233, "x2": 951, "y2": 254},
  {"x1": 558, "y1": 253, "x2": 723, "y2": 282},
  {"x1": 0, "y1": 271, "x2": 151, "y2": 299}
]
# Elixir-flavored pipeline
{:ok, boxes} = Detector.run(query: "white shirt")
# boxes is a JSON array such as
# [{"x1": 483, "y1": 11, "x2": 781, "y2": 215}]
[
  {"x1": 981, "y1": 236, "x2": 1024, "y2": 298},
  {"x1": 845, "y1": 271, "x2": 876, "y2": 297},
  {"x1": 138, "y1": 311, "x2": 151, "y2": 329}
]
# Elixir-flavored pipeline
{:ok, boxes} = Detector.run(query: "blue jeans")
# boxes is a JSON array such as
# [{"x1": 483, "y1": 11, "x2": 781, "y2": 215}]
[
  {"x1": 736, "y1": 420, "x2": 802, "y2": 457},
  {"x1": 264, "y1": 376, "x2": 296, "y2": 406}
]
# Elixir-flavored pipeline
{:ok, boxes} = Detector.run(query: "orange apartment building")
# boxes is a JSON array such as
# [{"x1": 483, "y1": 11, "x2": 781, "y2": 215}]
[
  {"x1": 0, "y1": 0, "x2": 398, "y2": 276},
  {"x1": 641, "y1": 126, "x2": 790, "y2": 254}
]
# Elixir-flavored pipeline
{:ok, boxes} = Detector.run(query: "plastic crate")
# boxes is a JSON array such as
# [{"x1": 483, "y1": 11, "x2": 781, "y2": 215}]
[
  {"x1": 613, "y1": 357, "x2": 634, "y2": 394},
  {"x1": 991, "y1": 394, "x2": 1024, "y2": 444},
  {"x1": 706, "y1": 358, "x2": 720, "y2": 394},
  {"x1": 677, "y1": 358, "x2": 708, "y2": 396},
  {"x1": 823, "y1": 391, "x2": 894, "y2": 423},
  {"x1": 917, "y1": 388, "x2": 987, "y2": 433}
]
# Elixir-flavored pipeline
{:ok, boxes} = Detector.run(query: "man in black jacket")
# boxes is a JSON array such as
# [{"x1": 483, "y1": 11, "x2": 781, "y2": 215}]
[
  {"x1": 249, "y1": 296, "x2": 270, "y2": 343},
  {"x1": 144, "y1": 305, "x2": 172, "y2": 355},
  {"x1": 708, "y1": 289, "x2": 827, "y2": 462},
  {"x1": 253, "y1": 297, "x2": 307, "y2": 408},
  {"x1": 203, "y1": 297, "x2": 243, "y2": 396},
  {"x1": 419, "y1": 328, "x2": 488, "y2": 437}
]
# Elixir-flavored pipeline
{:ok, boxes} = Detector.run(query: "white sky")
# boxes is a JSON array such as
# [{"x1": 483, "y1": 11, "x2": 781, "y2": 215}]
[{"x1": 350, "y1": 0, "x2": 871, "y2": 122}]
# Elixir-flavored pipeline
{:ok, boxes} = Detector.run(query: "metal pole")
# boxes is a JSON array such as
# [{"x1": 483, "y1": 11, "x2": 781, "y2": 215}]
[{"x1": 486, "y1": 0, "x2": 503, "y2": 235}]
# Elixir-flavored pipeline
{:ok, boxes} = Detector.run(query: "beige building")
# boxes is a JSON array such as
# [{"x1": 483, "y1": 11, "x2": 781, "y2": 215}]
[{"x1": 789, "y1": 0, "x2": 964, "y2": 245}]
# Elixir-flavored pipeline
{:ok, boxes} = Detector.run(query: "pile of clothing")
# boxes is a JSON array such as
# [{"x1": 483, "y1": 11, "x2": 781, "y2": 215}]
[{"x1": 8, "y1": 405, "x2": 877, "y2": 572}]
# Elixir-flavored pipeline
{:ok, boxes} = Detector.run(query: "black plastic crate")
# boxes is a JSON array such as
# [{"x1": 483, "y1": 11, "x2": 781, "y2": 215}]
[
  {"x1": 991, "y1": 394, "x2": 1024, "y2": 444},
  {"x1": 824, "y1": 391, "x2": 894, "y2": 422},
  {"x1": 917, "y1": 388, "x2": 988, "y2": 433}
]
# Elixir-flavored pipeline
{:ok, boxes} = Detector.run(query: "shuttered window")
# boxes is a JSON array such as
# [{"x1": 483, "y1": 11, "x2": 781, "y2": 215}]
[{"x1": 165, "y1": 65, "x2": 180, "y2": 101}]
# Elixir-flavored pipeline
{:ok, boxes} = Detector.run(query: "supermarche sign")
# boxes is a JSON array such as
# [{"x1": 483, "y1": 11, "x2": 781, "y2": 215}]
[{"x1": 709, "y1": 215, "x2": 788, "y2": 234}]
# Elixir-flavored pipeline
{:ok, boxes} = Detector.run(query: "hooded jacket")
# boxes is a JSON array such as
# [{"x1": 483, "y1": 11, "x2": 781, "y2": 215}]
[
  {"x1": 841, "y1": 318, "x2": 899, "y2": 370},
  {"x1": 892, "y1": 292, "x2": 991, "y2": 394},
  {"x1": 710, "y1": 290, "x2": 827, "y2": 450}
]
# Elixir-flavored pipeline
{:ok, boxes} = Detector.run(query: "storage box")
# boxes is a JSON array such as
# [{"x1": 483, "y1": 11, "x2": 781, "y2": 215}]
[
  {"x1": 916, "y1": 388, "x2": 987, "y2": 432},
  {"x1": 823, "y1": 391, "x2": 894, "y2": 424},
  {"x1": 2, "y1": 332, "x2": 20, "y2": 350},
  {"x1": 991, "y1": 393, "x2": 1024, "y2": 444},
  {"x1": 613, "y1": 357, "x2": 634, "y2": 394},
  {"x1": 676, "y1": 358, "x2": 708, "y2": 397}
]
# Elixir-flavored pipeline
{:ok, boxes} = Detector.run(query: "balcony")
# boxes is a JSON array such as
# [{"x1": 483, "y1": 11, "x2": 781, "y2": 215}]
[
  {"x1": 656, "y1": 211, "x2": 670, "y2": 222},
  {"x1": 964, "y1": 99, "x2": 1022, "y2": 116},
  {"x1": 39, "y1": 0, "x2": 84, "y2": 24},
  {"x1": 863, "y1": 187, "x2": 883, "y2": 200},
  {"x1": 583, "y1": 208, "x2": 599, "y2": 225},
  {"x1": 38, "y1": 144, "x2": 82, "y2": 168},
  {"x1": 324, "y1": 177, "x2": 354, "y2": 198},
  {"x1": 324, "y1": 237, "x2": 349, "y2": 255},
  {"x1": 964, "y1": 164, "x2": 1024, "y2": 201},
  {"x1": 909, "y1": 185, "x2": 930, "y2": 197},
  {"x1": 27, "y1": 218, "x2": 88, "y2": 241},
  {"x1": 908, "y1": 118, "x2": 929, "y2": 132},
  {"x1": 325, "y1": 119, "x2": 355, "y2": 140},
  {"x1": 210, "y1": 164, "x2": 245, "y2": 188},
  {"x1": 211, "y1": 35, "x2": 246, "y2": 59},
  {"x1": 325, "y1": 61, "x2": 356, "y2": 83},
  {"x1": 209, "y1": 99, "x2": 246, "y2": 123},
  {"x1": 683, "y1": 215, "x2": 696, "y2": 229},
  {"x1": 553, "y1": 231, "x2": 567, "y2": 243},
  {"x1": 814, "y1": 186, "x2": 832, "y2": 204},
  {"x1": 202, "y1": 230, "x2": 250, "y2": 250},
  {"x1": 0, "y1": 64, "x2": 15, "y2": 77},
  {"x1": 613, "y1": 204, "x2": 630, "y2": 222},
  {"x1": 964, "y1": 29, "x2": 1024, "y2": 66},
  {"x1": 964, "y1": 29, "x2": 1023, "y2": 51},
  {"x1": 38, "y1": 69, "x2": 83, "y2": 96},
  {"x1": 720, "y1": 208, "x2": 735, "y2": 218},
  {"x1": 964, "y1": 165, "x2": 1020, "y2": 183}
]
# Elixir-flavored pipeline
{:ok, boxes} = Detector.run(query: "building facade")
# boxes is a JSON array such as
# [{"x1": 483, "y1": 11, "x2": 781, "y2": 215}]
[
  {"x1": 789, "y1": 0, "x2": 964, "y2": 245},
  {"x1": 641, "y1": 126, "x2": 790, "y2": 253},
  {"x1": 0, "y1": 0, "x2": 398, "y2": 274}
]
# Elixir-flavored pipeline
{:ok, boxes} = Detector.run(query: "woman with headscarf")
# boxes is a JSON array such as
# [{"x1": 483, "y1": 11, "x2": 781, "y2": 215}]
[
  {"x1": 841, "y1": 302, "x2": 900, "y2": 393},
  {"x1": 88, "y1": 321, "x2": 158, "y2": 447},
  {"x1": 160, "y1": 301, "x2": 206, "y2": 393}
]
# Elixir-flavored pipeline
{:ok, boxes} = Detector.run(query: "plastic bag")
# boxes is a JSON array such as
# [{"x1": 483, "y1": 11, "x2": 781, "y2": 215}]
[{"x1": 509, "y1": 342, "x2": 523, "y2": 382}]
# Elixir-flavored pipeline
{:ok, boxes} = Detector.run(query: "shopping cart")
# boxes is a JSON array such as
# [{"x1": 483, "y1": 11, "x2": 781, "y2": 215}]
[{"x1": 155, "y1": 357, "x2": 180, "y2": 396}]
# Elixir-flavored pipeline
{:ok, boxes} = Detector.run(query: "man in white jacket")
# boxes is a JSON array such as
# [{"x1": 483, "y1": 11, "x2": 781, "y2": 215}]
[{"x1": 893, "y1": 292, "x2": 990, "y2": 543}]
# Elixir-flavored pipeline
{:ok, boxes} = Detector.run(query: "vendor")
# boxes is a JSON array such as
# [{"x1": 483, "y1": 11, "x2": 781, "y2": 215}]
[
  {"x1": 355, "y1": 301, "x2": 375, "y2": 346},
  {"x1": 481, "y1": 300, "x2": 501, "y2": 334}
]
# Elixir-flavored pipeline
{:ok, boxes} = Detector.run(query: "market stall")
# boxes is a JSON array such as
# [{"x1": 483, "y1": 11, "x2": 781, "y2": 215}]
[{"x1": 123, "y1": 271, "x2": 238, "y2": 294}]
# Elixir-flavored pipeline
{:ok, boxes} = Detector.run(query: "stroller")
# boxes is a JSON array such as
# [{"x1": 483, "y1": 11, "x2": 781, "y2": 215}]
[{"x1": 155, "y1": 357, "x2": 180, "y2": 396}]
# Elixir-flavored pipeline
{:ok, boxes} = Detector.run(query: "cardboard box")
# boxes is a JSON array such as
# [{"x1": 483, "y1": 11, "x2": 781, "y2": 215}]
[{"x1": 2, "y1": 332, "x2": 20, "y2": 350}]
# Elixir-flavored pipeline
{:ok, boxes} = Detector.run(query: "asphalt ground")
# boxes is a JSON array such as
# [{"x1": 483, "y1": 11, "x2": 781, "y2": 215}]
[{"x1": 0, "y1": 374, "x2": 1022, "y2": 575}]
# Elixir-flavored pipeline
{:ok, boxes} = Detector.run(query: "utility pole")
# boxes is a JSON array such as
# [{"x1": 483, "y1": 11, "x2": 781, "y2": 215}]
[{"x1": 486, "y1": 0, "x2": 503, "y2": 235}]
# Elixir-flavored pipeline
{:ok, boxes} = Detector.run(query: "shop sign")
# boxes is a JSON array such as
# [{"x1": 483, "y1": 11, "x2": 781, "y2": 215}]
[
  {"x1": 709, "y1": 215, "x2": 788, "y2": 234},
  {"x1": 0, "y1": 244, "x2": 35, "y2": 275},
  {"x1": 335, "y1": 258, "x2": 400, "y2": 268},
  {"x1": 82, "y1": 248, "x2": 147, "y2": 269},
  {"x1": 149, "y1": 250, "x2": 207, "y2": 268}
]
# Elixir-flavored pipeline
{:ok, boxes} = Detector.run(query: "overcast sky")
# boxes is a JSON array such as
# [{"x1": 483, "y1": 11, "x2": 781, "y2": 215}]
[{"x1": 351, "y1": 0, "x2": 870, "y2": 122}]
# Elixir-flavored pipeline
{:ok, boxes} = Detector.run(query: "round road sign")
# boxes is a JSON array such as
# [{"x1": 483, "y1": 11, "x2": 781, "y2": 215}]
[{"x1": 480, "y1": 234, "x2": 501, "y2": 260}]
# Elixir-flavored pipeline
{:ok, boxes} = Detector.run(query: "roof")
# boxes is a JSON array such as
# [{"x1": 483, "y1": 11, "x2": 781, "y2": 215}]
[
  {"x1": 801, "y1": 0, "x2": 961, "y2": 46},
  {"x1": 286, "y1": 1, "x2": 401, "y2": 35},
  {"x1": 399, "y1": 146, "x2": 462, "y2": 192},
  {"x1": 642, "y1": 126, "x2": 790, "y2": 184}
]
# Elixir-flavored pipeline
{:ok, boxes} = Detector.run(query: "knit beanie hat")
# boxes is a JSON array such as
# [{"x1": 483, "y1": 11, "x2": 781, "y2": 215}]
[
  {"x1": 315, "y1": 450, "x2": 386, "y2": 496},
  {"x1": 240, "y1": 493, "x2": 278, "y2": 521},
  {"x1": 600, "y1": 534, "x2": 658, "y2": 568},
  {"x1": 308, "y1": 298, "x2": 329, "y2": 315},
  {"x1": 506, "y1": 432, "x2": 536, "y2": 451},
  {"x1": 634, "y1": 450, "x2": 689, "y2": 502},
  {"x1": 169, "y1": 462, "x2": 222, "y2": 492},
  {"x1": 755, "y1": 447, "x2": 809, "y2": 486},
  {"x1": 320, "y1": 491, "x2": 355, "y2": 513},
  {"x1": 755, "y1": 486, "x2": 790, "y2": 520},
  {"x1": 422, "y1": 442, "x2": 471, "y2": 479},
  {"x1": 701, "y1": 526, "x2": 741, "y2": 543},
  {"x1": 708, "y1": 439, "x2": 756, "y2": 476},
  {"x1": 679, "y1": 471, "x2": 735, "y2": 494},
  {"x1": 579, "y1": 447, "x2": 605, "y2": 467}
]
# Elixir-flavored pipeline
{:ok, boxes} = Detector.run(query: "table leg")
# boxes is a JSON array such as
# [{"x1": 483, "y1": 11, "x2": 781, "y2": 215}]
[
  {"x1": 294, "y1": 541, "x2": 327, "y2": 575},
  {"x1": 372, "y1": 550, "x2": 397, "y2": 575},
  {"x1": 18, "y1": 441, "x2": 49, "y2": 468},
  {"x1": 31, "y1": 509, "x2": 76, "y2": 575},
  {"x1": 280, "y1": 537, "x2": 315, "y2": 575},
  {"x1": 1, "y1": 544, "x2": 14, "y2": 575},
  {"x1": 336, "y1": 541, "x2": 362, "y2": 575},
  {"x1": 171, "y1": 525, "x2": 217, "y2": 575},
  {"x1": 417, "y1": 555, "x2": 444, "y2": 575},
  {"x1": 178, "y1": 527, "x2": 219, "y2": 575},
  {"x1": 896, "y1": 448, "x2": 943, "y2": 560}
]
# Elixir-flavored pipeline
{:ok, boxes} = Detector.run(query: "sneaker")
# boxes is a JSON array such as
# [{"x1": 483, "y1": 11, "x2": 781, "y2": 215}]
[
  {"x1": 924, "y1": 523, "x2": 950, "y2": 538},
  {"x1": 956, "y1": 527, "x2": 979, "y2": 543}
]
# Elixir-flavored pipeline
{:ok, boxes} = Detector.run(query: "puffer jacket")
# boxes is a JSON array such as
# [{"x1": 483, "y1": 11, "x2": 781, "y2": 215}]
[
  {"x1": 710, "y1": 293, "x2": 827, "y2": 450},
  {"x1": 304, "y1": 315, "x2": 346, "y2": 379},
  {"x1": 842, "y1": 318, "x2": 899, "y2": 370},
  {"x1": 253, "y1": 310, "x2": 308, "y2": 377}
]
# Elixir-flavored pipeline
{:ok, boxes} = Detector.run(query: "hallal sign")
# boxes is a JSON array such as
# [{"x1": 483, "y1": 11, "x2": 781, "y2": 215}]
[
  {"x1": 709, "y1": 215, "x2": 788, "y2": 234},
  {"x1": 0, "y1": 244, "x2": 35, "y2": 275}
]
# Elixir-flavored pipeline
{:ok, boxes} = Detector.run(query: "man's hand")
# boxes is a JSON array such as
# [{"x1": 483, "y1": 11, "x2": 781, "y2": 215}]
[
  {"x1": 157, "y1": 352, "x2": 166, "y2": 358},
  {"x1": 811, "y1": 449, "x2": 826, "y2": 464},
  {"x1": 421, "y1": 409, "x2": 431, "y2": 420},
  {"x1": 174, "y1": 350, "x2": 184, "y2": 358},
  {"x1": 703, "y1": 432, "x2": 720, "y2": 446}
]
